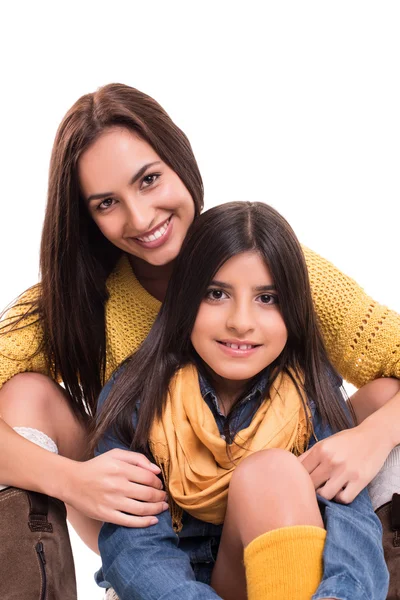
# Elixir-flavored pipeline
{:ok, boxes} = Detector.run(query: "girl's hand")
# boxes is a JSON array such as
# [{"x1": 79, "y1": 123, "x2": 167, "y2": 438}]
[
  {"x1": 298, "y1": 422, "x2": 392, "y2": 503},
  {"x1": 62, "y1": 448, "x2": 169, "y2": 526}
]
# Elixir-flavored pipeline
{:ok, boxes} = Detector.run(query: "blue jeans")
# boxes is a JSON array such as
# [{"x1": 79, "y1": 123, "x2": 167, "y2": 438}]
[{"x1": 96, "y1": 388, "x2": 389, "y2": 599}]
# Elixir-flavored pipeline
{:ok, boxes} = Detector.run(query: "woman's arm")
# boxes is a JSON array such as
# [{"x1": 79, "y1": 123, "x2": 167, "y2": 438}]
[
  {"x1": 303, "y1": 246, "x2": 400, "y2": 386},
  {"x1": 300, "y1": 378, "x2": 400, "y2": 503}
]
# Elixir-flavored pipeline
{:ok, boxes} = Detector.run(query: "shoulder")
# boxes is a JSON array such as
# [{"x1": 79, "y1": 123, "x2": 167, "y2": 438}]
[
  {"x1": 0, "y1": 284, "x2": 44, "y2": 359},
  {"x1": 97, "y1": 363, "x2": 127, "y2": 415}
]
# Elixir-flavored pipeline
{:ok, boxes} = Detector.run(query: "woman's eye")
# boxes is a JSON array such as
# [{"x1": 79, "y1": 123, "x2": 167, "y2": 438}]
[
  {"x1": 258, "y1": 293, "x2": 279, "y2": 305},
  {"x1": 97, "y1": 197, "x2": 115, "y2": 211},
  {"x1": 141, "y1": 173, "x2": 160, "y2": 188},
  {"x1": 205, "y1": 289, "x2": 227, "y2": 301}
]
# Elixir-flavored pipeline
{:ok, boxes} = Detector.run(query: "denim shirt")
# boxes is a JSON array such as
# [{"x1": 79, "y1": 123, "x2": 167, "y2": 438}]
[{"x1": 95, "y1": 369, "x2": 389, "y2": 600}]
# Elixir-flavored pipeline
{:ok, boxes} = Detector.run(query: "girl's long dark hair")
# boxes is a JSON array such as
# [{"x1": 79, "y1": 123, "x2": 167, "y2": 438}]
[
  {"x1": 93, "y1": 202, "x2": 351, "y2": 452},
  {"x1": 0, "y1": 84, "x2": 203, "y2": 423}
]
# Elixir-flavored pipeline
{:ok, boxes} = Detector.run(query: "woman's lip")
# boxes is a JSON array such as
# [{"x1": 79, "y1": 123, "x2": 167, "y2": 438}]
[
  {"x1": 131, "y1": 216, "x2": 173, "y2": 249},
  {"x1": 216, "y1": 341, "x2": 261, "y2": 357}
]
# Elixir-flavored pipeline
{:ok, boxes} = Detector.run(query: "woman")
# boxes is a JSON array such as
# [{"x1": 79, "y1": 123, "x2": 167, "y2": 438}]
[
  {"x1": 0, "y1": 83, "x2": 399, "y2": 593},
  {"x1": 93, "y1": 202, "x2": 389, "y2": 599}
]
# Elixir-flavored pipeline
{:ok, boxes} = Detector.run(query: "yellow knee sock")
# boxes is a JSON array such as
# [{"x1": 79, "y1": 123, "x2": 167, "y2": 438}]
[{"x1": 244, "y1": 525, "x2": 326, "y2": 600}]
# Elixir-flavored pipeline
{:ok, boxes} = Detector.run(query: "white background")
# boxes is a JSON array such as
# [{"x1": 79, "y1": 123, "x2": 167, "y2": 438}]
[{"x1": 0, "y1": 2, "x2": 399, "y2": 597}]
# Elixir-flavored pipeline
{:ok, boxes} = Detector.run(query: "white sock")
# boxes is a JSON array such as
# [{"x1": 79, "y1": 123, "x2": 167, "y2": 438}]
[
  {"x1": 0, "y1": 427, "x2": 58, "y2": 491},
  {"x1": 368, "y1": 445, "x2": 400, "y2": 510}
]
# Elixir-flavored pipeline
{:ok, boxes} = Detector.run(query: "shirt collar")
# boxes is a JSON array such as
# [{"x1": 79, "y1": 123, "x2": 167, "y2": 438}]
[{"x1": 198, "y1": 369, "x2": 269, "y2": 416}]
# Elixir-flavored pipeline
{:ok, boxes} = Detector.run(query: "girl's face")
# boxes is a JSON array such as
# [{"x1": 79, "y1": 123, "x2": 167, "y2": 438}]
[
  {"x1": 191, "y1": 251, "x2": 288, "y2": 388},
  {"x1": 79, "y1": 127, "x2": 195, "y2": 267}
]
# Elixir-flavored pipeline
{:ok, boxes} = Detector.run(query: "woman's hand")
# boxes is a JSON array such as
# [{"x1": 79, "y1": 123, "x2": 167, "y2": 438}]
[
  {"x1": 62, "y1": 448, "x2": 168, "y2": 527},
  {"x1": 298, "y1": 422, "x2": 393, "y2": 503}
]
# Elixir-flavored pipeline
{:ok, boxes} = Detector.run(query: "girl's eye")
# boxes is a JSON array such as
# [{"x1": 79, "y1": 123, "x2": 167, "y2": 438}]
[
  {"x1": 96, "y1": 197, "x2": 115, "y2": 211},
  {"x1": 141, "y1": 173, "x2": 160, "y2": 188},
  {"x1": 205, "y1": 289, "x2": 228, "y2": 301},
  {"x1": 258, "y1": 293, "x2": 279, "y2": 305}
]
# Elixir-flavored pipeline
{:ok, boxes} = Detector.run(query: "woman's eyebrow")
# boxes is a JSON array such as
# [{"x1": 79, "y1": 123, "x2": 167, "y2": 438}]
[
  {"x1": 87, "y1": 161, "x2": 162, "y2": 202},
  {"x1": 209, "y1": 280, "x2": 276, "y2": 292}
]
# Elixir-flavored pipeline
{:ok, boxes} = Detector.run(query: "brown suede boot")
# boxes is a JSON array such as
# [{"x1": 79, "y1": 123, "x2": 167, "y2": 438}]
[
  {"x1": 376, "y1": 493, "x2": 400, "y2": 599},
  {"x1": 0, "y1": 487, "x2": 77, "y2": 599}
]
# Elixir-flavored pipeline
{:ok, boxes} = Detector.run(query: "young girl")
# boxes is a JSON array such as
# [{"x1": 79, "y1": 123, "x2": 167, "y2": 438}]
[
  {"x1": 0, "y1": 84, "x2": 399, "y2": 595},
  {"x1": 93, "y1": 202, "x2": 390, "y2": 600}
]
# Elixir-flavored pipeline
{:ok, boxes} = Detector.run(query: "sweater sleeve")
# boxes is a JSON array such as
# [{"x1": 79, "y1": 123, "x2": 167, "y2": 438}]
[
  {"x1": 303, "y1": 246, "x2": 400, "y2": 387},
  {"x1": 0, "y1": 287, "x2": 51, "y2": 390}
]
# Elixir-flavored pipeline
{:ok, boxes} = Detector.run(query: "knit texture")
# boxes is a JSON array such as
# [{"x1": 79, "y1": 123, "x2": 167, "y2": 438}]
[
  {"x1": 0, "y1": 249, "x2": 399, "y2": 392},
  {"x1": 244, "y1": 525, "x2": 326, "y2": 600}
]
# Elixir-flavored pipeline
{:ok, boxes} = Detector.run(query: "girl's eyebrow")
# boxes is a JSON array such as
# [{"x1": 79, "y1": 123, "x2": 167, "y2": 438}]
[
  {"x1": 209, "y1": 280, "x2": 277, "y2": 292},
  {"x1": 86, "y1": 161, "x2": 162, "y2": 203}
]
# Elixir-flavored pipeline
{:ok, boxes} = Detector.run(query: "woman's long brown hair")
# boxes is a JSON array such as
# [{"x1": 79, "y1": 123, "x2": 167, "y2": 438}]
[
  {"x1": 93, "y1": 202, "x2": 351, "y2": 453},
  {"x1": 1, "y1": 84, "x2": 204, "y2": 422}
]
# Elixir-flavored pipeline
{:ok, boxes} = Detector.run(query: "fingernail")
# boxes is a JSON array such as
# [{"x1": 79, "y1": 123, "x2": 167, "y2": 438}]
[
  {"x1": 150, "y1": 517, "x2": 158, "y2": 525},
  {"x1": 150, "y1": 463, "x2": 161, "y2": 473},
  {"x1": 162, "y1": 502, "x2": 169, "y2": 510}
]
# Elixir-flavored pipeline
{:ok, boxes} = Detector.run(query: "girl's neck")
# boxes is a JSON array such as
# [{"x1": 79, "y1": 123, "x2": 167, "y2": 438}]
[
  {"x1": 128, "y1": 255, "x2": 175, "y2": 302},
  {"x1": 210, "y1": 373, "x2": 249, "y2": 417}
]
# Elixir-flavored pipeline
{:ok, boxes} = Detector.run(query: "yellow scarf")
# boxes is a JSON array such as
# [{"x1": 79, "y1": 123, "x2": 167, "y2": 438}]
[{"x1": 149, "y1": 364, "x2": 310, "y2": 530}]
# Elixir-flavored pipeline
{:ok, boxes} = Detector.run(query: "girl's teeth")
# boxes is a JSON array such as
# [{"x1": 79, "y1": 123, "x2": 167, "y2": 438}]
[{"x1": 224, "y1": 343, "x2": 254, "y2": 350}]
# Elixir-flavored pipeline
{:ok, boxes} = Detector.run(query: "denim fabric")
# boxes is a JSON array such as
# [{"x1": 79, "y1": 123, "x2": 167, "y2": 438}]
[
  {"x1": 95, "y1": 369, "x2": 389, "y2": 600},
  {"x1": 308, "y1": 402, "x2": 389, "y2": 599}
]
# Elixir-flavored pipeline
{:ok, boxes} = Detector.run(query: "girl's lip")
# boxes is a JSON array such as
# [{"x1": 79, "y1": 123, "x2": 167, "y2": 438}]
[
  {"x1": 131, "y1": 216, "x2": 173, "y2": 249},
  {"x1": 216, "y1": 341, "x2": 261, "y2": 357}
]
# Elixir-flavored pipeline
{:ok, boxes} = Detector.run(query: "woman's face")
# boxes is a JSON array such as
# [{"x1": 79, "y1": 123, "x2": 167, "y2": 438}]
[
  {"x1": 191, "y1": 251, "x2": 288, "y2": 388},
  {"x1": 79, "y1": 127, "x2": 195, "y2": 267}
]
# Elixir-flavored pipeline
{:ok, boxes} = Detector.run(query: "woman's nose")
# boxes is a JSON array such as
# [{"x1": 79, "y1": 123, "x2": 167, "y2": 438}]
[{"x1": 124, "y1": 200, "x2": 155, "y2": 235}]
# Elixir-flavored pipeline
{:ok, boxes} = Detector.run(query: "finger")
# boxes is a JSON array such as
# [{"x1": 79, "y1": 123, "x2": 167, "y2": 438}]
[
  {"x1": 122, "y1": 464, "x2": 164, "y2": 489},
  {"x1": 298, "y1": 446, "x2": 323, "y2": 474},
  {"x1": 121, "y1": 498, "x2": 170, "y2": 517},
  {"x1": 112, "y1": 449, "x2": 161, "y2": 473},
  {"x1": 334, "y1": 482, "x2": 360, "y2": 504},
  {"x1": 298, "y1": 448, "x2": 311, "y2": 463},
  {"x1": 317, "y1": 473, "x2": 348, "y2": 501},
  {"x1": 306, "y1": 464, "x2": 332, "y2": 490},
  {"x1": 126, "y1": 482, "x2": 167, "y2": 503},
  {"x1": 109, "y1": 511, "x2": 161, "y2": 528}
]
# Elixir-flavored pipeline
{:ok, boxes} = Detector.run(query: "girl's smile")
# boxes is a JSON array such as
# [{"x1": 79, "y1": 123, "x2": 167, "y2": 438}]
[{"x1": 216, "y1": 339, "x2": 262, "y2": 357}]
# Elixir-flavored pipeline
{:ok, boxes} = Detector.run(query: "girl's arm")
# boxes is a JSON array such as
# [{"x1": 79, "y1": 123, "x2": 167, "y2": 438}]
[
  {"x1": 303, "y1": 246, "x2": 400, "y2": 386},
  {"x1": 305, "y1": 406, "x2": 389, "y2": 600},
  {"x1": 98, "y1": 509, "x2": 222, "y2": 600},
  {"x1": 313, "y1": 490, "x2": 389, "y2": 600}
]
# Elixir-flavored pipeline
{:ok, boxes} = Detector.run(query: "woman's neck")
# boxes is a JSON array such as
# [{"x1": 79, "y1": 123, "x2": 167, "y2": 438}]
[{"x1": 128, "y1": 255, "x2": 175, "y2": 302}]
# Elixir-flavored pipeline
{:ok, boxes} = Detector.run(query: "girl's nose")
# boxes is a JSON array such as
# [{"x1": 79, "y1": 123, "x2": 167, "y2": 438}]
[{"x1": 226, "y1": 303, "x2": 255, "y2": 335}]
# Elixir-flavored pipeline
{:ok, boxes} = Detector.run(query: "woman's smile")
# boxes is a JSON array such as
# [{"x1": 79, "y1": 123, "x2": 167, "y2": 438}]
[{"x1": 131, "y1": 215, "x2": 173, "y2": 249}]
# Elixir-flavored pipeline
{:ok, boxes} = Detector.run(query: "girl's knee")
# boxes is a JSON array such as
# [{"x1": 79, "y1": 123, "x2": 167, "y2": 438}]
[
  {"x1": 227, "y1": 449, "x2": 323, "y2": 542},
  {"x1": 231, "y1": 448, "x2": 304, "y2": 493}
]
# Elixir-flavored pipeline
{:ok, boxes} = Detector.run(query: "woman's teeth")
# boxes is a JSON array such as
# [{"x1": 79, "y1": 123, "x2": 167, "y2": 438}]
[{"x1": 136, "y1": 218, "x2": 170, "y2": 242}]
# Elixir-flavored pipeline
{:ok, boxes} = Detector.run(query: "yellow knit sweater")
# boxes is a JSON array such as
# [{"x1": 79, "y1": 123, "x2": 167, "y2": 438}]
[{"x1": 0, "y1": 248, "x2": 399, "y2": 391}]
